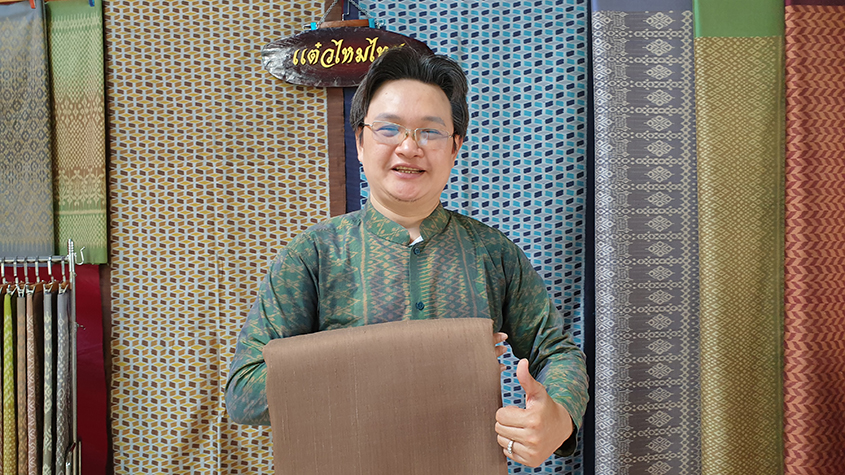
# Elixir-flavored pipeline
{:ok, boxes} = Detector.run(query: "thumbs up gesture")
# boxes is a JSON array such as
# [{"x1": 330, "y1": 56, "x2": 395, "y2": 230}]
[{"x1": 494, "y1": 358, "x2": 574, "y2": 467}]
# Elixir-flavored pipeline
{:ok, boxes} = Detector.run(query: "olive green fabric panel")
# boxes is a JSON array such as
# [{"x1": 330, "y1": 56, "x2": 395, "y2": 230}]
[
  {"x1": 694, "y1": 35, "x2": 785, "y2": 475},
  {"x1": 694, "y1": 0, "x2": 784, "y2": 38}
]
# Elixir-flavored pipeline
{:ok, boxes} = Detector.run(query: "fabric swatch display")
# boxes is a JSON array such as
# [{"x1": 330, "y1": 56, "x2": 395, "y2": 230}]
[
  {"x1": 263, "y1": 318, "x2": 505, "y2": 475},
  {"x1": 783, "y1": 1, "x2": 845, "y2": 474},
  {"x1": 0, "y1": 0, "x2": 54, "y2": 258},
  {"x1": 46, "y1": 0, "x2": 108, "y2": 264},
  {"x1": 693, "y1": 1, "x2": 786, "y2": 473},
  {"x1": 591, "y1": 1, "x2": 702, "y2": 473},
  {"x1": 0, "y1": 261, "x2": 77, "y2": 475}
]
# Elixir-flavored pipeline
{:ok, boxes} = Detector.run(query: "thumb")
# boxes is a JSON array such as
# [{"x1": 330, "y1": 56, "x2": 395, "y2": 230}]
[{"x1": 516, "y1": 358, "x2": 546, "y2": 407}]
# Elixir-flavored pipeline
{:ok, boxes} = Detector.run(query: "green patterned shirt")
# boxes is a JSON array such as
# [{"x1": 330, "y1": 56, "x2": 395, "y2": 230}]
[{"x1": 225, "y1": 203, "x2": 588, "y2": 455}]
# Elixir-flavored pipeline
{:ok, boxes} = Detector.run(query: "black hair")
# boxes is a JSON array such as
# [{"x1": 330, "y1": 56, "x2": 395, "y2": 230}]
[{"x1": 349, "y1": 46, "x2": 469, "y2": 141}]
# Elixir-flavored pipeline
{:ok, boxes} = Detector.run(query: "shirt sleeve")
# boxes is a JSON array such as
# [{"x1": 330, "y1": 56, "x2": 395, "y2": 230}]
[
  {"x1": 224, "y1": 236, "x2": 319, "y2": 425},
  {"x1": 499, "y1": 241, "x2": 589, "y2": 458}
]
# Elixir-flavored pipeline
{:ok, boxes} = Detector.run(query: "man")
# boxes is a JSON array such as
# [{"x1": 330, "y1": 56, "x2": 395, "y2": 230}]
[{"x1": 225, "y1": 46, "x2": 588, "y2": 467}]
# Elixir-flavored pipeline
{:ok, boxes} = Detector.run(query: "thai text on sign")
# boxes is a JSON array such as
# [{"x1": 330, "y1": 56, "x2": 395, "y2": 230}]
[{"x1": 262, "y1": 27, "x2": 433, "y2": 88}]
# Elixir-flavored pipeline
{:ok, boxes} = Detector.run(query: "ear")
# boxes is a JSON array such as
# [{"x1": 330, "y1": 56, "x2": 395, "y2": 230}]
[
  {"x1": 451, "y1": 135, "x2": 464, "y2": 163},
  {"x1": 356, "y1": 128, "x2": 365, "y2": 164}
]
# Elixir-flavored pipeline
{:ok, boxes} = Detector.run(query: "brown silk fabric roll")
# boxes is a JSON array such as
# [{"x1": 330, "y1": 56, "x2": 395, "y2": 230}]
[
  {"x1": 784, "y1": 4, "x2": 845, "y2": 474},
  {"x1": 263, "y1": 318, "x2": 506, "y2": 475},
  {"x1": 26, "y1": 285, "x2": 44, "y2": 474}
]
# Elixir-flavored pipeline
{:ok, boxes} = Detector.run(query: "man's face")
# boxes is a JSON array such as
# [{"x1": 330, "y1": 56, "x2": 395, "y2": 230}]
[{"x1": 357, "y1": 79, "x2": 463, "y2": 215}]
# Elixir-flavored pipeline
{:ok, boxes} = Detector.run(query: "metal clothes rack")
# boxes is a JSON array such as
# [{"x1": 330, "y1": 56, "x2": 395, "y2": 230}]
[{"x1": 1, "y1": 239, "x2": 82, "y2": 475}]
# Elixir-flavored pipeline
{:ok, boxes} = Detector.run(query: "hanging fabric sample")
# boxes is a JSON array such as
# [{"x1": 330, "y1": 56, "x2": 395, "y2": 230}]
[
  {"x1": 784, "y1": 1, "x2": 845, "y2": 474},
  {"x1": 54, "y1": 288, "x2": 70, "y2": 475},
  {"x1": 2, "y1": 287, "x2": 14, "y2": 475},
  {"x1": 74, "y1": 264, "x2": 107, "y2": 475},
  {"x1": 15, "y1": 289, "x2": 27, "y2": 472},
  {"x1": 353, "y1": 3, "x2": 590, "y2": 471},
  {"x1": 592, "y1": 1, "x2": 701, "y2": 474},
  {"x1": 693, "y1": 1, "x2": 785, "y2": 474},
  {"x1": 46, "y1": 0, "x2": 108, "y2": 264},
  {"x1": 105, "y1": 0, "x2": 331, "y2": 472},
  {"x1": 2, "y1": 287, "x2": 14, "y2": 474},
  {"x1": 0, "y1": 0, "x2": 54, "y2": 258},
  {"x1": 0, "y1": 286, "x2": 2, "y2": 475},
  {"x1": 26, "y1": 284, "x2": 44, "y2": 474},
  {"x1": 42, "y1": 283, "x2": 56, "y2": 475}
]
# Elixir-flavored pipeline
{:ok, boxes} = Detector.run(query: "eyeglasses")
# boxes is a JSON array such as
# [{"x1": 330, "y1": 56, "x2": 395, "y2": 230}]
[{"x1": 363, "y1": 121, "x2": 454, "y2": 149}]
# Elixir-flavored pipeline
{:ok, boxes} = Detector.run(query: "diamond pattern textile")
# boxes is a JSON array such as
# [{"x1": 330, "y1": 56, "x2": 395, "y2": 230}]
[
  {"x1": 591, "y1": 3, "x2": 702, "y2": 474},
  {"x1": 0, "y1": 0, "x2": 54, "y2": 258},
  {"x1": 694, "y1": 1, "x2": 786, "y2": 473},
  {"x1": 46, "y1": 0, "x2": 108, "y2": 264}
]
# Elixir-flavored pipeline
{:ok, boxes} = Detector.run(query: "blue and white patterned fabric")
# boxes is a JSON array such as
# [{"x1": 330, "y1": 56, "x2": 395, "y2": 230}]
[{"x1": 350, "y1": 2, "x2": 589, "y2": 473}]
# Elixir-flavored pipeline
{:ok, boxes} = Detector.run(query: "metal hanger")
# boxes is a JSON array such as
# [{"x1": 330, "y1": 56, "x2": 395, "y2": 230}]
[
  {"x1": 59, "y1": 256, "x2": 68, "y2": 293},
  {"x1": 45, "y1": 256, "x2": 55, "y2": 292},
  {"x1": 15, "y1": 257, "x2": 25, "y2": 296}
]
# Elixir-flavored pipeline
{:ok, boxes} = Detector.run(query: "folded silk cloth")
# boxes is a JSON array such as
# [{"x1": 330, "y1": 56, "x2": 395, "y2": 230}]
[{"x1": 263, "y1": 318, "x2": 507, "y2": 475}]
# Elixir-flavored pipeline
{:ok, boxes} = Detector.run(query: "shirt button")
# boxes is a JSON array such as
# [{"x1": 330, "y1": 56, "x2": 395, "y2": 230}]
[
  {"x1": 413, "y1": 247, "x2": 421, "y2": 255},
  {"x1": 416, "y1": 302, "x2": 425, "y2": 310}
]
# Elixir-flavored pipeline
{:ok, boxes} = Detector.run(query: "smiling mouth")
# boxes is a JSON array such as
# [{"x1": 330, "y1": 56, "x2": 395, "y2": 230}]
[{"x1": 393, "y1": 166, "x2": 424, "y2": 174}]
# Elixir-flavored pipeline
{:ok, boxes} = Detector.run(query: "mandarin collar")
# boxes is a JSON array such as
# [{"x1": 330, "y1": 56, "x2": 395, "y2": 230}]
[{"x1": 363, "y1": 202, "x2": 451, "y2": 245}]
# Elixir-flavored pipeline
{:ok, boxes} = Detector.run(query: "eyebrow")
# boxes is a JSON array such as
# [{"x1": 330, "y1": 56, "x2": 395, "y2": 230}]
[{"x1": 374, "y1": 113, "x2": 447, "y2": 127}]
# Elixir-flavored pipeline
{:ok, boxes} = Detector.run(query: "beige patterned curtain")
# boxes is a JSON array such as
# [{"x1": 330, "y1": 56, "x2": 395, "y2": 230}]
[{"x1": 104, "y1": 1, "x2": 330, "y2": 472}]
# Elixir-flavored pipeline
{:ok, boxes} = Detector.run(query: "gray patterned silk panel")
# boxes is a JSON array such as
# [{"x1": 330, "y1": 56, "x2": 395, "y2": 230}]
[
  {"x1": 592, "y1": 4, "x2": 702, "y2": 475},
  {"x1": 0, "y1": 0, "x2": 55, "y2": 257}
]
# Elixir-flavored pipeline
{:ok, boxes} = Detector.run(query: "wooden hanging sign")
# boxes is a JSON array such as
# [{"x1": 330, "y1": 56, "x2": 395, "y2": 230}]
[{"x1": 262, "y1": 27, "x2": 433, "y2": 88}]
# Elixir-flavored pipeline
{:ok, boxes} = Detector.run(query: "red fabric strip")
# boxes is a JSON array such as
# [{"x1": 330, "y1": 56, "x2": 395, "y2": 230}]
[
  {"x1": 785, "y1": 4, "x2": 845, "y2": 474},
  {"x1": 786, "y1": 0, "x2": 845, "y2": 6},
  {"x1": 75, "y1": 265, "x2": 107, "y2": 475}
]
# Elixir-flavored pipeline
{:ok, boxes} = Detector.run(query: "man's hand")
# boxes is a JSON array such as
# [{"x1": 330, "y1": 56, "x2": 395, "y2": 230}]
[
  {"x1": 493, "y1": 332, "x2": 508, "y2": 372},
  {"x1": 494, "y1": 358, "x2": 574, "y2": 467}
]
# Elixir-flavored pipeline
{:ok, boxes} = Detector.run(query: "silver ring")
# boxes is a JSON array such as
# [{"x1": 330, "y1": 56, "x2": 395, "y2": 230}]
[{"x1": 507, "y1": 439, "x2": 514, "y2": 455}]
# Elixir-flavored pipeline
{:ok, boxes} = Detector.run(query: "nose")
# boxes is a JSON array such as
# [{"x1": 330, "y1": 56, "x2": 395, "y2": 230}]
[{"x1": 395, "y1": 130, "x2": 423, "y2": 154}]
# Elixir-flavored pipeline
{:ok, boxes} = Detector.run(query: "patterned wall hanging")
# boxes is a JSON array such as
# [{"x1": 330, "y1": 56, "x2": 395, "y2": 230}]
[
  {"x1": 105, "y1": 0, "x2": 331, "y2": 473},
  {"x1": 0, "y1": 0, "x2": 54, "y2": 258},
  {"x1": 348, "y1": 1, "x2": 589, "y2": 473},
  {"x1": 592, "y1": 2, "x2": 702, "y2": 474},
  {"x1": 47, "y1": 0, "x2": 108, "y2": 264},
  {"x1": 693, "y1": 1, "x2": 785, "y2": 473},
  {"x1": 784, "y1": 1, "x2": 845, "y2": 474}
]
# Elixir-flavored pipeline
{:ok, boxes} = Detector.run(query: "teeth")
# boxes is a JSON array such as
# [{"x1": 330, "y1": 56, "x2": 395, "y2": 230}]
[{"x1": 394, "y1": 167, "x2": 423, "y2": 174}]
